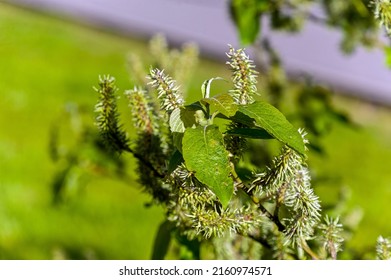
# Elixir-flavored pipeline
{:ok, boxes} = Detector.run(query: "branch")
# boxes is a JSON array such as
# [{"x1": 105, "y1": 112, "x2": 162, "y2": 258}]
[
  {"x1": 248, "y1": 233, "x2": 272, "y2": 250},
  {"x1": 124, "y1": 146, "x2": 165, "y2": 179},
  {"x1": 257, "y1": 202, "x2": 285, "y2": 232}
]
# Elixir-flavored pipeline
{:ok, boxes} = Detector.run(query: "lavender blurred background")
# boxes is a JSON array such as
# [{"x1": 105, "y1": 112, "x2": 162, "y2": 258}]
[{"x1": 6, "y1": 0, "x2": 391, "y2": 105}]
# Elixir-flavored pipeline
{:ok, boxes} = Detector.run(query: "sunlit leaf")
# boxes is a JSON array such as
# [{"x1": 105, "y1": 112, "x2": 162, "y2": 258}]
[
  {"x1": 202, "y1": 93, "x2": 238, "y2": 117},
  {"x1": 183, "y1": 125, "x2": 234, "y2": 207},
  {"x1": 238, "y1": 101, "x2": 305, "y2": 155},
  {"x1": 169, "y1": 107, "x2": 198, "y2": 151}
]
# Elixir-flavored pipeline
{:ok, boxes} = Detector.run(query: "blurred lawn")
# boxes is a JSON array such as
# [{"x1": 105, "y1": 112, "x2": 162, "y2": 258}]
[
  {"x1": 1, "y1": 3, "x2": 391, "y2": 259},
  {"x1": 308, "y1": 97, "x2": 391, "y2": 258},
  {"x1": 0, "y1": 3, "x2": 168, "y2": 259}
]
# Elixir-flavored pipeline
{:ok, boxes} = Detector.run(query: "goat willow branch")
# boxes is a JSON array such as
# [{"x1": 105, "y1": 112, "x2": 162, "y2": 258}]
[
  {"x1": 93, "y1": 43, "x2": 350, "y2": 259},
  {"x1": 94, "y1": 75, "x2": 164, "y2": 178}
]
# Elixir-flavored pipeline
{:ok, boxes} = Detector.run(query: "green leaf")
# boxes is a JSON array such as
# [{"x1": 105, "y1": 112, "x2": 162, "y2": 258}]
[
  {"x1": 216, "y1": 111, "x2": 254, "y2": 126},
  {"x1": 169, "y1": 108, "x2": 186, "y2": 133},
  {"x1": 167, "y1": 149, "x2": 184, "y2": 174},
  {"x1": 151, "y1": 220, "x2": 174, "y2": 260},
  {"x1": 229, "y1": 0, "x2": 268, "y2": 45},
  {"x1": 169, "y1": 107, "x2": 198, "y2": 151},
  {"x1": 384, "y1": 46, "x2": 391, "y2": 68},
  {"x1": 226, "y1": 127, "x2": 273, "y2": 139},
  {"x1": 202, "y1": 93, "x2": 238, "y2": 117},
  {"x1": 172, "y1": 133, "x2": 184, "y2": 153},
  {"x1": 201, "y1": 77, "x2": 224, "y2": 98},
  {"x1": 185, "y1": 101, "x2": 205, "y2": 111},
  {"x1": 174, "y1": 232, "x2": 201, "y2": 260},
  {"x1": 182, "y1": 125, "x2": 234, "y2": 208},
  {"x1": 238, "y1": 101, "x2": 305, "y2": 155}
]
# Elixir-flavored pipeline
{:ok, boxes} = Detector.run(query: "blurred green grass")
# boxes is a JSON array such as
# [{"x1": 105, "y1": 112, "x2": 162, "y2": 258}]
[
  {"x1": 1, "y1": 3, "x2": 391, "y2": 259},
  {"x1": 0, "y1": 3, "x2": 168, "y2": 259},
  {"x1": 308, "y1": 97, "x2": 391, "y2": 258}
]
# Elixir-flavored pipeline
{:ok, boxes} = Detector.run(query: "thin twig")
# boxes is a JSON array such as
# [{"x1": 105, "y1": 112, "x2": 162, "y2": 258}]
[{"x1": 257, "y1": 203, "x2": 285, "y2": 232}]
